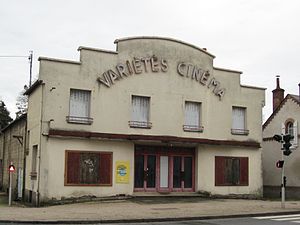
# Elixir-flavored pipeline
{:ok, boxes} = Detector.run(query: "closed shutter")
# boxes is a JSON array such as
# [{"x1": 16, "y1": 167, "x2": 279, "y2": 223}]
[
  {"x1": 66, "y1": 151, "x2": 80, "y2": 184},
  {"x1": 70, "y1": 89, "x2": 90, "y2": 118},
  {"x1": 185, "y1": 102, "x2": 200, "y2": 126},
  {"x1": 215, "y1": 156, "x2": 225, "y2": 186},
  {"x1": 80, "y1": 153, "x2": 101, "y2": 184},
  {"x1": 132, "y1": 96, "x2": 150, "y2": 122},
  {"x1": 65, "y1": 151, "x2": 112, "y2": 186},
  {"x1": 99, "y1": 153, "x2": 112, "y2": 185},
  {"x1": 232, "y1": 107, "x2": 245, "y2": 129},
  {"x1": 239, "y1": 157, "x2": 249, "y2": 186}
]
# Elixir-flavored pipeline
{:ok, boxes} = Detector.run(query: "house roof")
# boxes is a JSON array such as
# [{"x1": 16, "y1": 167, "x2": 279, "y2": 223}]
[
  {"x1": 24, "y1": 80, "x2": 43, "y2": 95},
  {"x1": 0, "y1": 113, "x2": 27, "y2": 133},
  {"x1": 263, "y1": 94, "x2": 300, "y2": 130}
]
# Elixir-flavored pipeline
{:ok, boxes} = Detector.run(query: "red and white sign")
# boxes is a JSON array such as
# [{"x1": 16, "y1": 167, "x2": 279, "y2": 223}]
[{"x1": 8, "y1": 165, "x2": 15, "y2": 172}]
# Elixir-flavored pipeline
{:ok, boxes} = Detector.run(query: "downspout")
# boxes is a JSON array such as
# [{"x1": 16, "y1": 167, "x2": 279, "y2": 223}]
[
  {"x1": 37, "y1": 83, "x2": 45, "y2": 207},
  {"x1": 22, "y1": 119, "x2": 27, "y2": 202}
]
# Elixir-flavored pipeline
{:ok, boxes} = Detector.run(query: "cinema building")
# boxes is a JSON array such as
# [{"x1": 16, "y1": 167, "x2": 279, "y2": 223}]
[{"x1": 24, "y1": 37, "x2": 265, "y2": 206}]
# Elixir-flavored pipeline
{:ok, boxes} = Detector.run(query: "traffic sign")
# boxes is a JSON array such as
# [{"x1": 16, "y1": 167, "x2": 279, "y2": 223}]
[{"x1": 8, "y1": 165, "x2": 15, "y2": 172}]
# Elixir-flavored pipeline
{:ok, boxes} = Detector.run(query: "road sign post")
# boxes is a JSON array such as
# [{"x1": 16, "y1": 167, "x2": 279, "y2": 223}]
[
  {"x1": 8, "y1": 163, "x2": 15, "y2": 207},
  {"x1": 273, "y1": 133, "x2": 294, "y2": 209},
  {"x1": 281, "y1": 152, "x2": 285, "y2": 209}
]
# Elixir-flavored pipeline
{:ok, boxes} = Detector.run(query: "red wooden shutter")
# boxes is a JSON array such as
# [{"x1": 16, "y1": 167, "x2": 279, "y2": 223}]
[
  {"x1": 99, "y1": 153, "x2": 112, "y2": 185},
  {"x1": 239, "y1": 157, "x2": 249, "y2": 186},
  {"x1": 66, "y1": 151, "x2": 80, "y2": 184},
  {"x1": 215, "y1": 156, "x2": 225, "y2": 186}
]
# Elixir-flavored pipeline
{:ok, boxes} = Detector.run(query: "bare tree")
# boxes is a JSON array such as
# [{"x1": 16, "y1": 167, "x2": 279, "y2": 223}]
[{"x1": 16, "y1": 87, "x2": 28, "y2": 118}]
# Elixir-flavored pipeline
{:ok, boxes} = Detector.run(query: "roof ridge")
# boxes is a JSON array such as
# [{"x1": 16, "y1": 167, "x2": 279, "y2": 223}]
[{"x1": 263, "y1": 94, "x2": 300, "y2": 130}]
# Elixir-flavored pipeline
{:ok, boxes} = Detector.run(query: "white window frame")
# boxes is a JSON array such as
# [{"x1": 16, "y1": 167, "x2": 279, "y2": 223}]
[
  {"x1": 183, "y1": 101, "x2": 203, "y2": 132},
  {"x1": 66, "y1": 89, "x2": 93, "y2": 124},
  {"x1": 231, "y1": 106, "x2": 249, "y2": 135},
  {"x1": 283, "y1": 120, "x2": 298, "y2": 149},
  {"x1": 129, "y1": 95, "x2": 152, "y2": 129}
]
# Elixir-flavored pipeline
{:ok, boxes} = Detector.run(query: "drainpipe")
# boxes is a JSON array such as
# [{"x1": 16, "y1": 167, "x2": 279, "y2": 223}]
[
  {"x1": 37, "y1": 83, "x2": 45, "y2": 207},
  {"x1": 22, "y1": 118, "x2": 27, "y2": 202}
]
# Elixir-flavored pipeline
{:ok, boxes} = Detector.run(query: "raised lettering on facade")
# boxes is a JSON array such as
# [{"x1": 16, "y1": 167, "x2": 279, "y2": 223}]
[
  {"x1": 177, "y1": 62, "x2": 225, "y2": 100},
  {"x1": 97, "y1": 56, "x2": 168, "y2": 87},
  {"x1": 97, "y1": 56, "x2": 225, "y2": 100}
]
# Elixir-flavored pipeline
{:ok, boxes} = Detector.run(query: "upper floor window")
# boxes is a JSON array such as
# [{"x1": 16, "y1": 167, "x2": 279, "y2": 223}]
[
  {"x1": 283, "y1": 120, "x2": 298, "y2": 148},
  {"x1": 66, "y1": 89, "x2": 93, "y2": 124},
  {"x1": 231, "y1": 106, "x2": 249, "y2": 135},
  {"x1": 129, "y1": 95, "x2": 151, "y2": 129},
  {"x1": 286, "y1": 121, "x2": 294, "y2": 136},
  {"x1": 183, "y1": 101, "x2": 203, "y2": 132}
]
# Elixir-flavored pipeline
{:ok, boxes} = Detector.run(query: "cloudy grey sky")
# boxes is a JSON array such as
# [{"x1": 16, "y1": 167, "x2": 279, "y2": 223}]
[{"x1": 0, "y1": 0, "x2": 299, "y2": 121}]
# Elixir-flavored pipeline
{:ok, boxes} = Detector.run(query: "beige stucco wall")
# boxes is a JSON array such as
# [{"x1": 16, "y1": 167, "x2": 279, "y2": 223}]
[
  {"x1": 39, "y1": 138, "x2": 134, "y2": 201},
  {"x1": 263, "y1": 98, "x2": 300, "y2": 187},
  {"x1": 37, "y1": 38, "x2": 264, "y2": 142},
  {"x1": 197, "y1": 145, "x2": 262, "y2": 196},
  {"x1": 26, "y1": 37, "x2": 265, "y2": 202},
  {"x1": 25, "y1": 85, "x2": 42, "y2": 194}
]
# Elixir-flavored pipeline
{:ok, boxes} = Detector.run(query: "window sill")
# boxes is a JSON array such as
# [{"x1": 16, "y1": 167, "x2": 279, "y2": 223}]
[
  {"x1": 215, "y1": 183, "x2": 248, "y2": 186},
  {"x1": 183, "y1": 125, "x2": 204, "y2": 133},
  {"x1": 231, "y1": 129, "x2": 249, "y2": 135},
  {"x1": 64, "y1": 183, "x2": 112, "y2": 186},
  {"x1": 66, "y1": 116, "x2": 93, "y2": 125},
  {"x1": 129, "y1": 121, "x2": 152, "y2": 129}
]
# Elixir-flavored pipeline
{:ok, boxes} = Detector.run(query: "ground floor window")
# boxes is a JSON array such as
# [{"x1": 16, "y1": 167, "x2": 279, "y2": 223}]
[
  {"x1": 215, "y1": 156, "x2": 248, "y2": 186},
  {"x1": 134, "y1": 145, "x2": 195, "y2": 192},
  {"x1": 65, "y1": 150, "x2": 112, "y2": 186}
]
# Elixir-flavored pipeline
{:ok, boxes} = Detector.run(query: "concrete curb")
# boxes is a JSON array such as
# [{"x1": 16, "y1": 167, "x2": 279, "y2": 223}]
[{"x1": 1, "y1": 211, "x2": 300, "y2": 224}]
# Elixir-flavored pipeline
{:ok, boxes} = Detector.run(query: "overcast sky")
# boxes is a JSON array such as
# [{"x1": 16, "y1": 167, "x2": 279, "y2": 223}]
[{"x1": 0, "y1": 0, "x2": 299, "y2": 121}]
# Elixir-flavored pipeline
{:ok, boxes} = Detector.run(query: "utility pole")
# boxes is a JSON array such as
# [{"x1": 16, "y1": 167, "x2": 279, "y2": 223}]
[
  {"x1": 281, "y1": 149, "x2": 285, "y2": 208},
  {"x1": 29, "y1": 51, "x2": 33, "y2": 87}
]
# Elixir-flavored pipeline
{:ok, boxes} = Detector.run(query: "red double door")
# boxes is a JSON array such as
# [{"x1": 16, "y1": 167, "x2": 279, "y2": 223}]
[{"x1": 134, "y1": 146, "x2": 195, "y2": 192}]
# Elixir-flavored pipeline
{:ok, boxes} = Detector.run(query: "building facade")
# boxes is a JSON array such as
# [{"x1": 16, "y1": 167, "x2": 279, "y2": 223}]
[
  {"x1": 24, "y1": 37, "x2": 265, "y2": 206},
  {"x1": 0, "y1": 114, "x2": 27, "y2": 199},
  {"x1": 262, "y1": 78, "x2": 299, "y2": 198}
]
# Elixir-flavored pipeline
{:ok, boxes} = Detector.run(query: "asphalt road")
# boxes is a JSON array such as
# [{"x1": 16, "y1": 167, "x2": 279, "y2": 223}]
[
  {"x1": 1, "y1": 214, "x2": 300, "y2": 225},
  {"x1": 103, "y1": 214, "x2": 300, "y2": 224}
]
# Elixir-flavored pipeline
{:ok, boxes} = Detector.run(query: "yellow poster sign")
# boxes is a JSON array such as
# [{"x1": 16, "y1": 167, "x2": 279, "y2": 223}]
[{"x1": 116, "y1": 161, "x2": 130, "y2": 184}]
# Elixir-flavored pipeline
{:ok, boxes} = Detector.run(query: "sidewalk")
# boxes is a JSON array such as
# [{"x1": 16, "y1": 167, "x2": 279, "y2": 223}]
[{"x1": 1, "y1": 195, "x2": 300, "y2": 223}]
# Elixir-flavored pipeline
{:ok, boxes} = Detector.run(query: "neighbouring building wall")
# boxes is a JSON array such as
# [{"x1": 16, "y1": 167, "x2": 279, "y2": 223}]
[
  {"x1": 263, "y1": 97, "x2": 300, "y2": 198},
  {"x1": 0, "y1": 114, "x2": 27, "y2": 200}
]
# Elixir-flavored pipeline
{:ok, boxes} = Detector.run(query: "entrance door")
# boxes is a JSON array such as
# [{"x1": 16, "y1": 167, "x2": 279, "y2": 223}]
[
  {"x1": 146, "y1": 155, "x2": 156, "y2": 189},
  {"x1": 134, "y1": 154, "x2": 157, "y2": 191},
  {"x1": 134, "y1": 146, "x2": 194, "y2": 192},
  {"x1": 172, "y1": 156, "x2": 193, "y2": 191}
]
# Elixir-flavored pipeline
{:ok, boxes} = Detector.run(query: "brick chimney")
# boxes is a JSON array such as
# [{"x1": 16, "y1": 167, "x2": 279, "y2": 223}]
[{"x1": 272, "y1": 76, "x2": 285, "y2": 111}]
